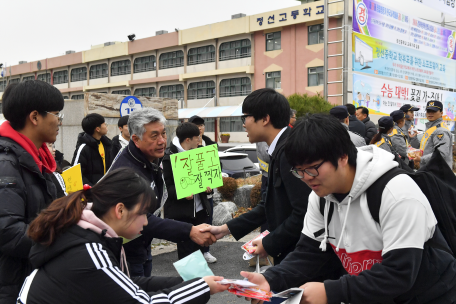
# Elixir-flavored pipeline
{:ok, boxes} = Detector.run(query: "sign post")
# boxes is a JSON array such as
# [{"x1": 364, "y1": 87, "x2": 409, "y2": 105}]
[{"x1": 120, "y1": 96, "x2": 143, "y2": 117}]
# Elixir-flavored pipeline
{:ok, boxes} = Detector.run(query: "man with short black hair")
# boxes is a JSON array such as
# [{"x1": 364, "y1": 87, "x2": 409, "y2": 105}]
[
  {"x1": 356, "y1": 106, "x2": 377, "y2": 144},
  {"x1": 202, "y1": 88, "x2": 312, "y2": 265},
  {"x1": 410, "y1": 100, "x2": 453, "y2": 169},
  {"x1": 111, "y1": 115, "x2": 129, "y2": 158},
  {"x1": 346, "y1": 104, "x2": 365, "y2": 137},
  {"x1": 188, "y1": 115, "x2": 216, "y2": 147},
  {"x1": 329, "y1": 106, "x2": 365, "y2": 147},
  {"x1": 399, "y1": 104, "x2": 419, "y2": 140},
  {"x1": 242, "y1": 114, "x2": 456, "y2": 304},
  {"x1": 0, "y1": 80, "x2": 63, "y2": 303},
  {"x1": 71, "y1": 113, "x2": 112, "y2": 185},
  {"x1": 162, "y1": 122, "x2": 213, "y2": 260}
]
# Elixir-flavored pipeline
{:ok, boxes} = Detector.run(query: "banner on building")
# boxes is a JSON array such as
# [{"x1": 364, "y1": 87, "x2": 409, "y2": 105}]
[
  {"x1": 353, "y1": 73, "x2": 456, "y2": 130},
  {"x1": 413, "y1": 0, "x2": 456, "y2": 17},
  {"x1": 353, "y1": 0, "x2": 456, "y2": 60},
  {"x1": 352, "y1": 33, "x2": 456, "y2": 89}
]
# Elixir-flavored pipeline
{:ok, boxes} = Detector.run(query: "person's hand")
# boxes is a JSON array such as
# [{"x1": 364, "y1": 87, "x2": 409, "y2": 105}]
[
  {"x1": 409, "y1": 128, "x2": 417, "y2": 138},
  {"x1": 199, "y1": 224, "x2": 230, "y2": 240},
  {"x1": 190, "y1": 224, "x2": 216, "y2": 247},
  {"x1": 299, "y1": 282, "x2": 327, "y2": 304},
  {"x1": 413, "y1": 154, "x2": 421, "y2": 163},
  {"x1": 203, "y1": 276, "x2": 229, "y2": 295},
  {"x1": 206, "y1": 187, "x2": 212, "y2": 193},
  {"x1": 251, "y1": 238, "x2": 268, "y2": 258},
  {"x1": 240, "y1": 271, "x2": 271, "y2": 304},
  {"x1": 185, "y1": 194, "x2": 194, "y2": 200}
]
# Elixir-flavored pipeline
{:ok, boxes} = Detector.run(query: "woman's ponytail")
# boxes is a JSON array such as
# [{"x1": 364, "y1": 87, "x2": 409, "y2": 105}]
[{"x1": 28, "y1": 191, "x2": 88, "y2": 246}]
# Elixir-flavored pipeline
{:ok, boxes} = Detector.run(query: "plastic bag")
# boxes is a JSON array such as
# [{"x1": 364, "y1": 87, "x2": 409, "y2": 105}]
[{"x1": 173, "y1": 250, "x2": 214, "y2": 281}]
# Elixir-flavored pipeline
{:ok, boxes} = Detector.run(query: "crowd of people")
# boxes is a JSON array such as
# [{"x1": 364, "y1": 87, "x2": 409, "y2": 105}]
[{"x1": 0, "y1": 80, "x2": 455, "y2": 304}]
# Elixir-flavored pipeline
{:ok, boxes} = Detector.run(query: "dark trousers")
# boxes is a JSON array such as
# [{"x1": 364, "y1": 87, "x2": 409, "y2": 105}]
[
  {"x1": 177, "y1": 210, "x2": 210, "y2": 260},
  {"x1": 203, "y1": 197, "x2": 214, "y2": 253},
  {"x1": 129, "y1": 255, "x2": 153, "y2": 277}
]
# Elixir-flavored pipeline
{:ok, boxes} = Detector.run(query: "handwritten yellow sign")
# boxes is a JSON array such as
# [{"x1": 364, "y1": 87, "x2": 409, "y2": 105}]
[{"x1": 61, "y1": 164, "x2": 83, "y2": 193}]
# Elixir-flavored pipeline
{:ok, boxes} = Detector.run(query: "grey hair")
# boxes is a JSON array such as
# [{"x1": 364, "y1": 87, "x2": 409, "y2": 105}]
[
  {"x1": 290, "y1": 109, "x2": 297, "y2": 117},
  {"x1": 128, "y1": 108, "x2": 167, "y2": 139}
]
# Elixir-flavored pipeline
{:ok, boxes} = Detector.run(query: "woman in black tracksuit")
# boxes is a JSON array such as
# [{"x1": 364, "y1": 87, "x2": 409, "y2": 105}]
[{"x1": 18, "y1": 168, "x2": 228, "y2": 304}]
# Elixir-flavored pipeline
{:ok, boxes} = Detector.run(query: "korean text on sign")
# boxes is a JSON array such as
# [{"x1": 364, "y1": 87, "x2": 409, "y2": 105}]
[{"x1": 171, "y1": 144, "x2": 224, "y2": 200}]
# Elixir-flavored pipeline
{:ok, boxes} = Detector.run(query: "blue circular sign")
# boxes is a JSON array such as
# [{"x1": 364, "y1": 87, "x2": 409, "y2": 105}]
[{"x1": 120, "y1": 96, "x2": 143, "y2": 117}]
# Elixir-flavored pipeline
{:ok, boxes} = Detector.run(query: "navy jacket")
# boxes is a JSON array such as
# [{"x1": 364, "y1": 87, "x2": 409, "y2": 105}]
[
  {"x1": 109, "y1": 140, "x2": 192, "y2": 265},
  {"x1": 348, "y1": 115, "x2": 366, "y2": 138}
]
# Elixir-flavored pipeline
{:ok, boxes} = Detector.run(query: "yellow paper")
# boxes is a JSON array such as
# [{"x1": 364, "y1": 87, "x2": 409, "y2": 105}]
[{"x1": 61, "y1": 164, "x2": 83, "y2": 193}]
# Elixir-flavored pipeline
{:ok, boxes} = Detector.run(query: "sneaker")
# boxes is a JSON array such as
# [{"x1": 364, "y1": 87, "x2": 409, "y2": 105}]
[{"x1": 204, "y1": 252, "x2": 217, "y2": 263}]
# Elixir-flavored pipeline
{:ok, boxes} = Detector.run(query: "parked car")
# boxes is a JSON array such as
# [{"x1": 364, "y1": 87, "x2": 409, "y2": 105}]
[
  {"x1": 218, "y1": 151, "x2": 260, "y2": 179},
  {"x1": 224, "y1": 144, "x2": 259, "y2": 169}
]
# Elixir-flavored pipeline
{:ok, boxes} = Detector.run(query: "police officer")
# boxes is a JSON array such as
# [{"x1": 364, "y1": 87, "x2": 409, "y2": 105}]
[
  {"x1": 389, "y1": 110, "x2": 410, "y2": 165},
  {"x1": 370, "y1": 116, "x2": 395, "y2": 153},
  {"x1": 329, "y1": 106, "x2": 366, "y2": 147},
  {"x1": 399, "y1": 104, "x2": 419, "y2": 140},
  {"x1": 410, "y1": 100, "x2": 453, "y2": 169}
]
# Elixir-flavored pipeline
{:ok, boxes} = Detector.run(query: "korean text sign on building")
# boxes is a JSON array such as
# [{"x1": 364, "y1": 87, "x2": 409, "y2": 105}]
[
  {"x1": 353, "y1": 0, "x2": 456, "y2": 60},
  {"x1": 171, "y1": 144, "x2": 223, "y2": 200},
  {"x1": 413, "y1": 0, "x2": 456, "y2": 17},
  {"x1": 352, "y1": 32, "x2": 456, "y2": 88}
]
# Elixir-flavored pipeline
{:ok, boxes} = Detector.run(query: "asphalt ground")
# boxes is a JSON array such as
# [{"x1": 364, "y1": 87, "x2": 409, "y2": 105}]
[{"x1": 151, "y1": 238, "x2": 260, "y2": 304}]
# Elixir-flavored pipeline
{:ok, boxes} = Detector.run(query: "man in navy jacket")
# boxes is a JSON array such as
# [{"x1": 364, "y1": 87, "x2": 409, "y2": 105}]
[{"x1": 109, "y1": 108, "x2": 216, "y2": 277}]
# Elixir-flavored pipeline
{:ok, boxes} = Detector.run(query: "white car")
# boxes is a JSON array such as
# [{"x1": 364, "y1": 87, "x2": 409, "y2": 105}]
[{"x1": 224, "y1": 144, "x2": 259, "y2": 169}]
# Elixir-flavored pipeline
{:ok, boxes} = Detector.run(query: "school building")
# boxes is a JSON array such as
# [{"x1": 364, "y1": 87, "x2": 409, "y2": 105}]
[{"x1": 0, "y1": 0, "x2": 344, "y2": 142}]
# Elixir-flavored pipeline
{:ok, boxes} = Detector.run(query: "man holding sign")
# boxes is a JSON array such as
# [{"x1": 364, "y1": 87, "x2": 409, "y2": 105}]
[{"x1": 162, "y1": 122, "x2": 215, "y2": 260}]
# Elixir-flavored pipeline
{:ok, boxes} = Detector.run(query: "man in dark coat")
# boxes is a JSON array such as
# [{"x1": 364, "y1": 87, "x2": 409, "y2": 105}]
[
  {"x1": 201, "y1": 88, "x2": 312, "y2": 265},
  {"x1": 71, "y1": 113, "x2": 112, "y2": 185},
  {"x1": 111, "y1": 115, "x2": 129, "y2": 159},
  {"x1": 356, "y1": 106, "x2": 378, "y2": 144},
  {"x1": 346, "y1": 104, "x2": 366, "y2": 137},
  {"x1": 109, "y1": 108, "x2": 216, "y2": 277},
  {"x1": 0, "y1": 80, "x2": 62, "y2": 303}
]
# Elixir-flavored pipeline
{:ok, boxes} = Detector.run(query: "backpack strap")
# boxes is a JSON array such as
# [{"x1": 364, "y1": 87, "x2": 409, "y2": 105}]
[
  {"x1": 366, "y1": 167, "x2": 407, "y2": 225},
  {"x1": 314, "y1": 197, "x2": 335, "y2": 238},
  {"x1": 73, "y1": 143, "x2": 86, "y2": 165}
]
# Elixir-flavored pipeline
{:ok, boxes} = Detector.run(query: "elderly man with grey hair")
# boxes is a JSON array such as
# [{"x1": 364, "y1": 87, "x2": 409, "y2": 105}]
[{"x1": 110, "y1": 108, "x2": 217, "y2": 277}]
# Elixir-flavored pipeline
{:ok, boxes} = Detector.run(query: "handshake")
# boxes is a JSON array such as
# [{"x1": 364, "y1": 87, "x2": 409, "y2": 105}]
[{"x1": 189, "y1": 224, "x2": 231, "y2": 247}]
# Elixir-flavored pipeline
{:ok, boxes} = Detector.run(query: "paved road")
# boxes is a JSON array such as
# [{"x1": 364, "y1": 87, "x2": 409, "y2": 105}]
[{"x1": 151, "y1": 240, "x2": 258, "y2": 304}]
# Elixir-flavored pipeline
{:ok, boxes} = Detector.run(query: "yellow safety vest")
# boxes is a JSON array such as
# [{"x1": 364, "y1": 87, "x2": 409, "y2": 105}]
[
  {"x1": 388, "y1": 128, "x2": 409, "y2": 147},
  {"x1": 257, "y1": 157, "x2": 269, "y2": 173},
  {"x1": 375, "y1": 137, "x2": 392, "y2": 148},
  {"x1": 420, "y1": 123, "x2": 449, "y2": 151}
]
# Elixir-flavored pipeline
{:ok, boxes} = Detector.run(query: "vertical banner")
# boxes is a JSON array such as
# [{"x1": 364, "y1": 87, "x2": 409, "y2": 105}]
[{"x1": 353, "y1": 0, "x2": 456, "y2": 60}]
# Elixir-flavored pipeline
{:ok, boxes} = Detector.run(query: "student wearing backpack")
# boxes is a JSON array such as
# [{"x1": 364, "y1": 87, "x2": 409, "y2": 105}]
[
  {"x1": 241, "y1": 114, "x2": 456, "y2": 304},
  {"x1": 201, "y1": 88, "x2": 312, "y2": 265}
]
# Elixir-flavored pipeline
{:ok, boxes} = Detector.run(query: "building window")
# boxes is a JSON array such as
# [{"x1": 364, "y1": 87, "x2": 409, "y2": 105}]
[
  {"x1": 53, "y1": 71, "x2": 68, "y2": 85},
  {"x1": 266, "y1": 71, "x2": 281, "y2": 90},
  {"x1": 134, "y1": 87, "x2": 156, "y2": 97},
  {"x1": 308, "y1": 67, "x2": 324, "y2": 86},
  {"x1": 71, "y1": 94, "x2": 84, "y2": 100},
  {"x1": 188, "y1": 81, "x2": 215, "y2": 100},
  {"x1": 134, "y1": 55, "x2": 156, "y2": 73},
  {"x1": 62, "y1": 96, "x2": 69, "y2": 99},
  {"x1": 71, "y1": 67, "x2": 87, "y2": 82},
  {"x1": 159, "y1": 84, "x2": 184, "y2": 99},
  {"x1": 37, "y1": 73, "x2": 51, "y2": 83},
  {"x1": 220, "y1": 117, "x2": 244, "y2": 132},
  {"x1": 219, "y1": 77, "x2": 251, "y2": 97},
  {"x1": 159, "y1": 51, "x2": 184, "y2": 69},
  {"x1": 219, "y1": 39, "x2": 251, "y2": 61},
  {"x1": 205, "y1": 117, "x2": 215, "y2": 132},
  {"x1": 266, "y1": 32, "x2": 281, "y2": 51},
  {"x1": 0, "y1": 81, "x2": 7, "y2": 92},
  {"x1": 308, "y1": 24, "x2": 324, "y2": 45},
  {"x1": 111, "y1": 89, "x2": 131, "y2": 95},
  {"x1": 89, "y1": 64, "x2": 108, "y2": 79},
  {"x1": 22, "y1": 76, "x2": 35, "y2": 81},
  {"x1": 9, "y1": 78, "x2": 20, "y2": 85},
  {"x1": 111, "y1": 60, "x2": 131, "y2": 76},
  {"x1": 188, "y1": 45, "x2": 215, "y2": 65}
]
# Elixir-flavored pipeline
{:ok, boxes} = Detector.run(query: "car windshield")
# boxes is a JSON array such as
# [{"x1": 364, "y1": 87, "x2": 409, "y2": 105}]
[
  {"x1": 228, "y1": 149, "x2": 258, "y2": 163},
  {"x1": 220, "y1": 156, "x2": 256, "y2": 171}
]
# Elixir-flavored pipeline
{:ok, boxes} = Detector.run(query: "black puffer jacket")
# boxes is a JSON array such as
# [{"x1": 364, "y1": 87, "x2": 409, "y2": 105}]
[
  {"x1": 18, "y1": 225, "x2": 210, "y2": 304},
  {"x1": 162, "y1": 141, "x2": 212, "y2": 221},
  {"x1": 111, "y1": 134, "x2": 122, "y2": 159},
  {"x1": 348, "y1": 115, "x2": 366, "y2": 138},
  {"x1": 0, "y1": 137, "x2": 56, "y2": 304},
  {"x1": 362, "y1": 116, "x2": 378, "y2": 144},
  {"x1": 71, "y1": 132, "x2": 113, "y2": 185}
]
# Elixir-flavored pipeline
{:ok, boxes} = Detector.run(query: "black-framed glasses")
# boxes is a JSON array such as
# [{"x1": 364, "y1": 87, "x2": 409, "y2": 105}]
[
  {"x1": 46, "y1": 111, "x2": 64, "y2": 123},
  {"x1": 290, "y1": 160, "x2": 325, "y2": 178},
  {"x1": 241, "y1": 114, "x2": 254, "y2": 124}
]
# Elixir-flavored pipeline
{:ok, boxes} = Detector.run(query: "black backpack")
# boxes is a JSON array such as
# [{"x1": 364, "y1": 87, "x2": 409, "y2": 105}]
[{"x1": 319, "y1": 150, "x2": 456, "y2": 257}]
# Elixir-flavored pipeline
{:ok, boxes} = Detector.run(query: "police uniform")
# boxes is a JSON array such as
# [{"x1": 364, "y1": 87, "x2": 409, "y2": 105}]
[
  {"x1": 410, "y1": 101, "x2": 453, "y2": 169},
  {"x1": 375, "y1": 134, "x2": 394, "y2": 153},
  {"x1": 389, "y1": 110, "x2": 410, "y2": 165},
  {"x1": 399, "y1": 104, "x2": 419, "y2": 141}
]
